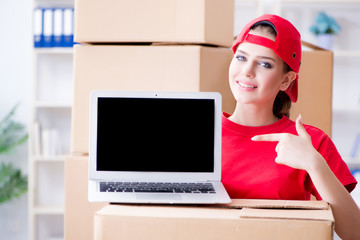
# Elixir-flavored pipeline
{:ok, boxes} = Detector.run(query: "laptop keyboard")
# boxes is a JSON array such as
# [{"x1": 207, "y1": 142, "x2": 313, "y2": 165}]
[{"x1": 99, "y1": 182, "x2": 216, "y2": 194}]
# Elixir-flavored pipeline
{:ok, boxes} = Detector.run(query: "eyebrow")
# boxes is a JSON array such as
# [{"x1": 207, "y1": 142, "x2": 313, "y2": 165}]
[{"x1": 236, "y1": 49, "x2": 276, "y2": 63}]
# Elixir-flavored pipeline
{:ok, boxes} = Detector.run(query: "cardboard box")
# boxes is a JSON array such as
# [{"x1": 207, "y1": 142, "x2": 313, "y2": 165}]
[
  {"x1": 94, "y1": 199, "x2": 334, "y2": 240},
  {"x1": 65, "y1": 155, "x2": 107, "y2": 240},
  {"x1": 290, "y1": 42, "x2": 333, "y2": 137},
  {"x1": 72, "y1": 44, "x2": 235, "y2": 154},
  {"x1": 74, "y1": 0, "x2": 234, "y2": 47}
]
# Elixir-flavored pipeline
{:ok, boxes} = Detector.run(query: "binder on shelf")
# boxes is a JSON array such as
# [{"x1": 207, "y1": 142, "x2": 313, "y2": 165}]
[
  {"x1": 42, "y1": 128, "x2": 61, "y2": 157},
  {"x1": 33, "y1": 8, "x2": 44, "y2": 48},
  {"x1": 63, "y1": 8, "x2": 74, "y2": 47},
  {"x1": 53, "y1": 8, "x2": 64, "y2": 47},
  {"x1": 43, "y1": 8, "x2": 54, "y2": 47},
  {"x1": 33, "y1": 123, "x2": 61, "y2": 157},
  {"x1": 33, "y1": 7, "x2": 74, "y2": 48}
]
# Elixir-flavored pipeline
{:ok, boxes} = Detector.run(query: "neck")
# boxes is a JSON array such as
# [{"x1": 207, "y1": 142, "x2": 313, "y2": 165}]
[{"x1": 228, "y1": 102, "x2": 279, "y2": 127}]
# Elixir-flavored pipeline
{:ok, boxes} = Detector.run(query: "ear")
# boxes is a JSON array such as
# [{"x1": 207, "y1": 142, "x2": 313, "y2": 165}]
[{"x1": 280, "y1": 71, "x2": 297, "y2": 91}]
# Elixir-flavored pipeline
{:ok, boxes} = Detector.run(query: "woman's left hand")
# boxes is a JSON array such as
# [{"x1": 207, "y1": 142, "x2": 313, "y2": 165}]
[{"x1": 251, "y1": 115, "x2": 323, "y2": 172}]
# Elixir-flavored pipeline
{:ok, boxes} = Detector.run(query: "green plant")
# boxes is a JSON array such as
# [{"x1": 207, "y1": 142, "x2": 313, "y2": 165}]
[
  {"x1": 0, "y1": 163, "x2": 28, "y2": 204},
  {"x1": 0, "y1": 104, "x2": 28, "y2": 204},
  {"x1": 310, "y1": 12, "x2": 341, "y2": 35}
]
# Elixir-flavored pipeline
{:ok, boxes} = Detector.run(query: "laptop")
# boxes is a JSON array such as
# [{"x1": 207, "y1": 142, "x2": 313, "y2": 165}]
[{"x1": 88, "y1": 90, "x2": 231, "y2": 204}]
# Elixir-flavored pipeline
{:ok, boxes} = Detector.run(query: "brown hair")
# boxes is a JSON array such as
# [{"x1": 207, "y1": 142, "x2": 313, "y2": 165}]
[{"x1": 250, "y1": 23, "x2": 293, "y2": 118}]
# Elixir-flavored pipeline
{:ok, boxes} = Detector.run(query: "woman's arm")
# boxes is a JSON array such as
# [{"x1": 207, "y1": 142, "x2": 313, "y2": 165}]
[
  {"x1": 252, "y1": 115, "x2": 360, "y2": 240},
  {"x1": 307, "y1": 154, "x2": 360, "y2": 240}
]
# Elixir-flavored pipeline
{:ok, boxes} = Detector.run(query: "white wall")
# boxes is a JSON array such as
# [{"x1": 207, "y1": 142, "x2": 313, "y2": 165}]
[{"x1": 0, "y1": 0, "x2": 32, "y2": 239}]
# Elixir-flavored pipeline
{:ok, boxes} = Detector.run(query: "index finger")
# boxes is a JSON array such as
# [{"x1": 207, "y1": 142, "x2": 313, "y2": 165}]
[{"x1": 251, "y1": 133, "x2": 286, "y2": 142}]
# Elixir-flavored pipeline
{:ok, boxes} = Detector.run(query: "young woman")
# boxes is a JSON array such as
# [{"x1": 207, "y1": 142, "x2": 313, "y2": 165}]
[{"x1": 222, "y1": 14, "x2": 360, "y2": 239}]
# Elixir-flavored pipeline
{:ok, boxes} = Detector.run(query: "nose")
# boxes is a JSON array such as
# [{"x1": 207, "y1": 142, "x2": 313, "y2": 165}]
[{"x1": 242, "y1": 61, "x2": 256, "y2": 79}]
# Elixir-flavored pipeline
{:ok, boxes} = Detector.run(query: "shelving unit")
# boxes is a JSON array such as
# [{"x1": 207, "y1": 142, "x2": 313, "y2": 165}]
[
  {"x1": 273, "y1": 0, "x2": 360, "y2": 170},
  {"x1": 29, "y1": 0, "x2": 74, "y2": 239}
]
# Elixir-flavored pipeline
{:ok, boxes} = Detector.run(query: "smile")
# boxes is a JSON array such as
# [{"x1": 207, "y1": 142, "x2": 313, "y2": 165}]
[{"x1": 237, "y1": 81, "x2": 257, "y2": 89}]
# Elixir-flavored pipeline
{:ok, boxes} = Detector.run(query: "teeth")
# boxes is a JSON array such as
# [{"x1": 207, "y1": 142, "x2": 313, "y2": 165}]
[{"x1": 238, "y1": 82, "x2": 257, "y2": 88}]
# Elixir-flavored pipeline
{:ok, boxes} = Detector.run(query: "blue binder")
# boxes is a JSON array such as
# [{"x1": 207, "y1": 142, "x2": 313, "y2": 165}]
[
  {"x1": 33, "y1": 8, "x2": 44, "y2": 48},
  {"x1": 53, "y1": 8, "x2": 64, "y2": 47},
  {"x1": 43, "y1": 8, "x2": 54, "y2": 47},
  {"x1": 63, "y1": 8, "x2": 74, "y2": 47},
  {"x1": 33, "y1": 7, "x2": 74, "y2": 48}
]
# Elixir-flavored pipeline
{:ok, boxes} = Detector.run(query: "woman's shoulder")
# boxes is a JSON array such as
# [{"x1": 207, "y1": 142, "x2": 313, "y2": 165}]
[
  {"x1": 281, "y1": 117, "x2": 338, "y2": 159},
  {"x1": 282, "y1": 116, "x2": 330, "y2": 140}
]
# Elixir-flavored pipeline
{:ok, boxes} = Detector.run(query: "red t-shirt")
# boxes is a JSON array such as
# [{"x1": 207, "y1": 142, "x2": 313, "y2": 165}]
[{"x1": 222, "y1": 112, "x2": 357, "y2": 200}]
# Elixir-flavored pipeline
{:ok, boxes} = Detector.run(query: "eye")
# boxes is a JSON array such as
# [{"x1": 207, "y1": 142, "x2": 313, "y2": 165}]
[
  {"x1": 258, "y1": 61, "x2": 273, "y2": 69},
  {"x1": 235, "y1": 55, "x2": 246, "y2": 62}
]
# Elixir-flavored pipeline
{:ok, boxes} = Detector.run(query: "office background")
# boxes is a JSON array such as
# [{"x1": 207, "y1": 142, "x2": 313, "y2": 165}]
[{"x1": 0, "y1": 0, "x2": 359, "y2": 239}]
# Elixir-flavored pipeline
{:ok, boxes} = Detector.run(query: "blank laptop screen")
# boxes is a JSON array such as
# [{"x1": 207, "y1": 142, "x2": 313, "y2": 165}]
[{"x1": 96, "y1": 97, "x2": 215, "y2": 173}]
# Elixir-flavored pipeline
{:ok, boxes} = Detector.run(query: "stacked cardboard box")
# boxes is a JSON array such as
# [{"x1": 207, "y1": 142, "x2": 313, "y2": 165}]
[
  {"x1": 290, "y1": 41, "x2": 333, "y2": 136},
  {"x1": 71, "y1": 44, "x2": 235, "y2": 153},
  {"x1": 94, "y1": 199, "x2": 334, "y2": 240},
  {"x1": 74, "y1": 0, "x2": 234, "y2": 47},
  {"x1": 65, "y1": 0, "x2": 235, "y2": 239}
]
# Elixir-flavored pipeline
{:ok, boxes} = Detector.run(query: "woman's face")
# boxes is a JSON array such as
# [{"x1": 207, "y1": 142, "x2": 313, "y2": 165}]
[{"x1": 228, "y1": 31, "x2": 292, "y2": 106}]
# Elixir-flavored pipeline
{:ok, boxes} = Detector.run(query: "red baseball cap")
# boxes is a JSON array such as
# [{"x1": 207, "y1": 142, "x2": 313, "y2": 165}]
[{"x1": 232, "y1": 14, "x2": 302, "y2": 102}]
